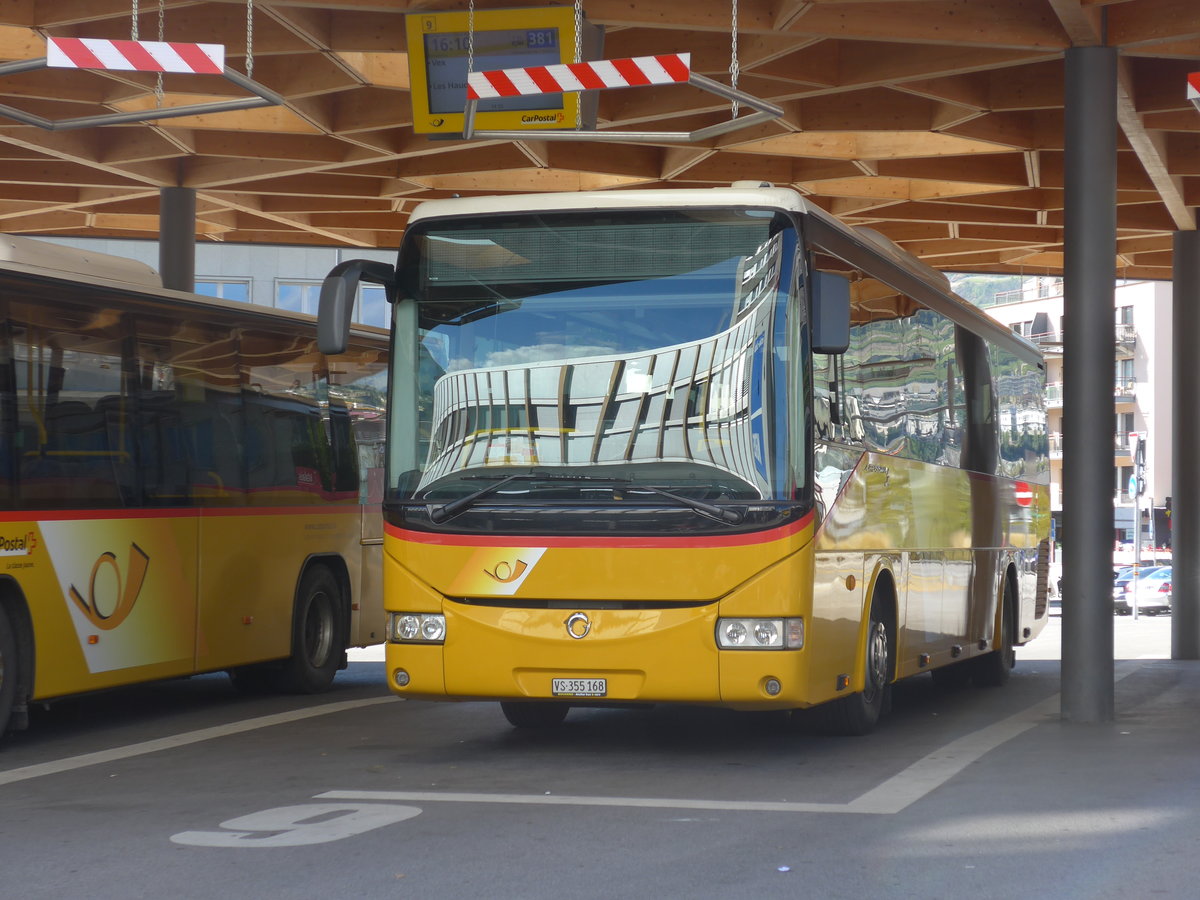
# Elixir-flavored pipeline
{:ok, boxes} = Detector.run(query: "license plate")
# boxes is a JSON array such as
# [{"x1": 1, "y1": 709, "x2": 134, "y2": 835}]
[{"x1": 552, "y1": 677, "x2": 607, "y2": 698}]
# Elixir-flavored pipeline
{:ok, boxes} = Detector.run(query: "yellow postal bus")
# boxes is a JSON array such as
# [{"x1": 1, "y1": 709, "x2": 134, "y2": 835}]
[
  {"x1": 0, "y1": 236, "x2": 388, "y2": 739},
  {"x1": 320, "y1": 185, "x2": 1050, "y2": 734}
]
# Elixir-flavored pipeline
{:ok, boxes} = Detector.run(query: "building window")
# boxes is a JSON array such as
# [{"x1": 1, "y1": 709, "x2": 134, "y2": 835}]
[
  {"x1": 276, "y1": 281, "x2": 321, "y2": 316},
  {"x1": 1116, "y1": 358, "x2": 1135, "y2": 392},
  {"x1": 358, "y1": 286, "x2": 389, "y2": 328},
  {"x1": 1118, "y1": 464, "x2": 1133, "y2": 500},
  {"x1": 1011, "y1": 320, "x2": 1033, "y2": 338},
  {"x1": 1117, "y1": 412, "x2": 1134, "y2": 452},
  {"x1": 1117, "y1": 305, "x2": 1134, "y2": 325},
  {"x1": 195, "y1": 279, "x2": 250, "y2": 302}
]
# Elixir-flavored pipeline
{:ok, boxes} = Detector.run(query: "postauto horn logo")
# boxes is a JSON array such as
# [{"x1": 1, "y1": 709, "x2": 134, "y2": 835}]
[{"x1": 68, "y1": 543, "x2": 150, "y2": 631}]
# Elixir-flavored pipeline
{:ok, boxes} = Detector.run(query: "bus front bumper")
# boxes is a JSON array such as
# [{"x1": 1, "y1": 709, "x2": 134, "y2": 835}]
[{"x1": 384, "y1": 604, "x2": 813, "y2": 709}]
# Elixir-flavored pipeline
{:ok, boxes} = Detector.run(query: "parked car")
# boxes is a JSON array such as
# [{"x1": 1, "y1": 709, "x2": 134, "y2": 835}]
[
  {"x1": 1115, "y1": 566, "x2": 1172, "y2": 615},
  {"x1": 1113, "y1": 565, "x2": 1158, "y2": 600}
]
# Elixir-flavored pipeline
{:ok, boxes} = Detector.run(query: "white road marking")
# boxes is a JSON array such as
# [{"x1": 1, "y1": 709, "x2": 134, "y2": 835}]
[
  {"x1": 0, "y1": 696, "x2": 395, "y2": 788},
  {"x1": 322, "y1": 664, "x2": 1145, "y2": 817},
  {"x1": 316, "y1": 701, "x2": 1030, "y2": 816}
]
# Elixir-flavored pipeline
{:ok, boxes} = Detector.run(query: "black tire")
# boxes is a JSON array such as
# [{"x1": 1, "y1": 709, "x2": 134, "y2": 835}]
[
  {"x1": 275, "y1": 566, "x2": 343, "y2": 694},
  {"x1": 0, "y1": 605, "x2": 16, "y2": 738},
  {"x1": 819, "y1": 594, "x2": 893, "y2": 736},
  {"x1": 974, "y1": 581, "x2": 1015, "y2": 688},
  {"x1": 500, "y1": 701, "x2": 569, "y2": 728}
]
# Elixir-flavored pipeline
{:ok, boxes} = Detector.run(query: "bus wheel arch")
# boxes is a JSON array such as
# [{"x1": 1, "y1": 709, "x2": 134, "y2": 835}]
[
  {"x1": 277, "y1": 556, "x2": 350, "y2": 694},
  {"x1": 819, "y1": 566, "x2": 897, "y2": 735},
  {"x1": 0, "y1": 578, "x2": 35, "y2": 736}
]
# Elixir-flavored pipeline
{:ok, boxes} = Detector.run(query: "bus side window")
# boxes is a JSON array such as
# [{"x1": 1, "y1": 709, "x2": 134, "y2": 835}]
[
  {"x1": 9, "y1": 304, "x2": 130, "y2": 509},
  {"x1": 0, "y1": 320, "x2": 12, "y2": 509}
]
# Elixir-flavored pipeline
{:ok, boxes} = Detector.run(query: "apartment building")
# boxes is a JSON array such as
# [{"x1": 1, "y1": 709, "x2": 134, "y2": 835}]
[{"x1": 978, "y1": 277, "x2": 1174, "y2": 551}]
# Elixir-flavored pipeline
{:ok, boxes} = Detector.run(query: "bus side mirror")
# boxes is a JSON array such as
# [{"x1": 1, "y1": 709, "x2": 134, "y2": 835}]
[
  {"x1": 812, "y1": 271, "x2": 850, "y2": 354},
  {"x1": 317, "y1": 259, "x2": 397, "y2": 354}
]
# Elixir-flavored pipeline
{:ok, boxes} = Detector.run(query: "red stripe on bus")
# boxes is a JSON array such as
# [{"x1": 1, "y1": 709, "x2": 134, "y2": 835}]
[
  {"x1": 0, "y1": 505, "x2": 372, "y2": 523},
  {"x1": 385, "y1": 512, "x2": 814, "y2": 549}
]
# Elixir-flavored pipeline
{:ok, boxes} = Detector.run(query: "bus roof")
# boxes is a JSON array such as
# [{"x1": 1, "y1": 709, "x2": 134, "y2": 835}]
[
  {"x1": 0, "y1": 233, "x2": 162, "y2": 289},
  {"x1": 0, "y1": 232, "x2": 387, "y2": 345}
]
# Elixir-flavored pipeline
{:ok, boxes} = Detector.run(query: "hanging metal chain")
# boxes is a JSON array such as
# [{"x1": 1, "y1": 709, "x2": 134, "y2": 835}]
[
  {"x1": 574, "y1": 0, "x2": 583, "y2": 128},
  {"x1": 467, "y1": 0, "x2": 476, "y2": 75},
  {"x1": 246, "y1": 0, "x2": 255, "y2": 78},
  {"x1": 730, "y1": 0, "x2": 741, "y2": 118},
  {"x1": 155, "y1": 0, "x2": 164, "y2": 105},
  {"x1": 131, "y1": 0, "x2": 139, "y2": 40}
]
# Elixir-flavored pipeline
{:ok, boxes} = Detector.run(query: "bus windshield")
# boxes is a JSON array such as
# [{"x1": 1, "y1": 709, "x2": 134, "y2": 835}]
[{"x1": 387, "y1": 208, "x2": 807, "y2": 532}]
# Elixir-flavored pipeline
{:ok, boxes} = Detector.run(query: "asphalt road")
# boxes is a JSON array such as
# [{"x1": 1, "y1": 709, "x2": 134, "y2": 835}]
[{"x1": 1, "y1": 616, "x2": 1196, "y2": 900}]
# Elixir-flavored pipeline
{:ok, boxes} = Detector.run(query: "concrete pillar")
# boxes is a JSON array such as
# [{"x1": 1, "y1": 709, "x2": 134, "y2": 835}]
[
  {"x1": 1172, "y1": 228, "x2": 1200, "y2": 658},
  {"x1": 159, "y1": 186, "x2": 196, "y2": 292},
  {"x1": 1060, "y1": 46, "x2": 1117, "y2": 723}
]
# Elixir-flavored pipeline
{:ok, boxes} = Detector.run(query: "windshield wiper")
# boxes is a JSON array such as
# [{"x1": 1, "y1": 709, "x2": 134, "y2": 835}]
[
  {"x1": 426, "y1": 472, "x2": 745, "y2": 525},
  {"x1": 615, "y1": 482, "x2": 745, "y2": 525},
  {"x1": 427, "y1": 472, "x2": 609, "y2": 523}
]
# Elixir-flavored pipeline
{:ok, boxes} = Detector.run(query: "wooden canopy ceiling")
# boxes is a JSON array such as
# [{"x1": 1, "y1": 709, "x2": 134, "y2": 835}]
[{"x1": 0, "y1": 0, "x2": 1196, "y2": 278}]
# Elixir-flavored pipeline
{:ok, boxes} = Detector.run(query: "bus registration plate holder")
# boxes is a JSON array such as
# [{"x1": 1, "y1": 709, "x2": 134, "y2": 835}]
[{"x1": 552, "y1": 677, "x2": 607, "y2": 698}]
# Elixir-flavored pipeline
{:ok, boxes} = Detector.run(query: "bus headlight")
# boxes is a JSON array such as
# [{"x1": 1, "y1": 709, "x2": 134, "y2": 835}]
[
  {"x1": 716, "y1": 617, "x2": 803, "y2": 650},
  {"x1": 389, "y1": 613, "x2": 446, "y2": 644}
]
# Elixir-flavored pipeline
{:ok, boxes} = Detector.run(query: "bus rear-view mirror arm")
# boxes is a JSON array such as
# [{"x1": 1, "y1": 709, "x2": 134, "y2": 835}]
[{"x1": 318, "y1": 259, "x2": 397, "y2": 354}]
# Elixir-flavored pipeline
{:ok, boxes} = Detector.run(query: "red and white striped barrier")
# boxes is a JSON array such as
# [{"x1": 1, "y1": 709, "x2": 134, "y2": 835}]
[
  {"x1": 467, "y1": 53, "x2": 691, "y2": 101},
  {"x1": 1189, "y1": 71, "x2": 1200, "y2": 101},
  {"x1": 46, "y1": 37, "x2": 224, "y2": 75}
]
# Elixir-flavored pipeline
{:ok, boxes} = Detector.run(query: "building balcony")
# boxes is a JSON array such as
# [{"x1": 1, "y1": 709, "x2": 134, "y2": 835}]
[
  {"x1": 1044, "y1": 380, "x2": 1136, "y2": 407},
  {"x1": 1115, "y1": 323, "x2": 1137, "y2": 353},
  {"x1": 1115, "y1": 431, "x2": 1133, "y2": 458},
  {"x1": 1027, "y1": 323, "x2": 1134, "y2": 359},
  {"x1": 1050, "y1": 432, "x2": 1135, "y2": 459},
  {"x1": 1030, "y1": 330, "x2": 1063, "y2": 357}
]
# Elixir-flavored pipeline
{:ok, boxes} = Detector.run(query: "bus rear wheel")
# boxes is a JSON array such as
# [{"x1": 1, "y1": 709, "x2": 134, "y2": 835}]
[
  {"x1": 0, "y1": 606, "x2": 16, "y2": 737},
  {"x1": 276, "y1": 566, "x2": 343, "y2": 694},
  {"x1": 500, "y1": 701, "x2": 569, "y2": 728}
]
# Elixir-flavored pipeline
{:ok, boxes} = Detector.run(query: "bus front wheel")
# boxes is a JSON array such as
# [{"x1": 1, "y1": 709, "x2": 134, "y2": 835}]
[
  {"x1": 819, "y1": 594, "x2": 893, "y2": 736},
  {"x1": 0, "y1": 605, "x2": 16, "y2": 737},
  {"x1": 276, "y1": 566, "x2": 343, "y2": 694},
  {"x1": 500, "y1": 701, "x2": 569, "y2": 728},
  {"x1": 974, "y1": 581, "x2": 1015, "y2": 688}
]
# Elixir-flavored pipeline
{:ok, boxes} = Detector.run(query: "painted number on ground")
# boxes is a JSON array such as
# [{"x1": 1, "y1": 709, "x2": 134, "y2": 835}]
[{"x1": 170, "y1": 802, "x2": 421, "y2": 848}]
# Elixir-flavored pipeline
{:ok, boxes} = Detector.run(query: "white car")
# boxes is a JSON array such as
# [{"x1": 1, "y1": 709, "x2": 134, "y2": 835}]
[{"x1": 1116, "y1": 567, "x2": 1172, "y2": 615}]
